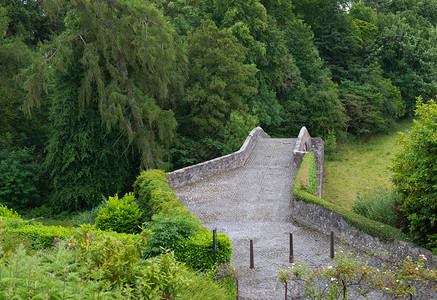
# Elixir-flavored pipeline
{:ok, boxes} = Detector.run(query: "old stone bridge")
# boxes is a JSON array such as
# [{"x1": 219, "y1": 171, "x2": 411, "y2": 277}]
[{"x1": 166, "y1": 127, "x2": 436, "y2": 299}]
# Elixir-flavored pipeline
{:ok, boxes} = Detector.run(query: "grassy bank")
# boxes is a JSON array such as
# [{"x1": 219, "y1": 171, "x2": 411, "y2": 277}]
[{"x1": 323, "y1": 119, "x2": 413, "y2": 209}]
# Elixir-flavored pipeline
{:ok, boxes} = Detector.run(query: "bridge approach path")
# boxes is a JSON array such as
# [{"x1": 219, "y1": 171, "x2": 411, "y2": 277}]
[{"x1": 173, "y1": 137, "x2": 336, "y2": 299}]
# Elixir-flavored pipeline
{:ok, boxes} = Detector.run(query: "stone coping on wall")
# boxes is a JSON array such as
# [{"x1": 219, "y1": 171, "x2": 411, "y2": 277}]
[
  {"x1": 166, "y1": 127, "x2": 270, "y2": 189},
  {"x1": 292, "y1": 127, "x2": 324, "y2": 199},
  {"x1": 291, "y1": 200, "x2": 437, "y2": 268}
]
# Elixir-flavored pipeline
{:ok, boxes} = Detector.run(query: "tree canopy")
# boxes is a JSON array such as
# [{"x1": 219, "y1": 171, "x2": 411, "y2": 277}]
[{"x1": 1, "y1": 0, "x2": 437, "y2": 218}]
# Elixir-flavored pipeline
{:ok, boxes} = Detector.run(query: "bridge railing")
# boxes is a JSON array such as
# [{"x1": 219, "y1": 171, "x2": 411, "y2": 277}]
[{"x1": 166, "y1": 127, "x2": 270, "y2": 189}]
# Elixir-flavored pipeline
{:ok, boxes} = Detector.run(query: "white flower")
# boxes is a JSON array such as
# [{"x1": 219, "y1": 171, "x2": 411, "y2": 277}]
[
  {"x1": 419, "y1": 254, "x2": 427, "y2": 261},
  {"x1": 331, "y1": 278, "x2": 336, "y2": 281},
  {"x1": 327, "y1": 265, "x2": 333, "y2": 269}
]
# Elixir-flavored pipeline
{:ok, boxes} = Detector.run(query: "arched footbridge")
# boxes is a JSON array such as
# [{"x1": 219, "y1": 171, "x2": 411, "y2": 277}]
[{"x1": 166, "y1": 127, "x2": 436, "y2": 299}]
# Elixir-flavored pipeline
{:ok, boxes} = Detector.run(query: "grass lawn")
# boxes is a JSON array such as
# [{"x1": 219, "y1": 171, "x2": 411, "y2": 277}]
[{"x1": 322, "y1": 118, "x2": 413, "y2": 209}]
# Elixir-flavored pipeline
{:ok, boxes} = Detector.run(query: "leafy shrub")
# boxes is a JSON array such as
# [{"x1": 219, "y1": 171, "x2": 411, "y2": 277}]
[
  {"x1": 64, "y1": 225, "x2": 144, "y2": 285},
  {"x1": 134, "y1": 170, "x2": 233, "y2": 268},
  {"x1": 180, "y1": 269, "x2": 235, "y2": 300},
  {"x1": 176, "y1": 231, "x2": 232, "y2": 270},
  {"x1": 144, "y1": 209, "x2": 203, "y2": 257},
  {"x1": 5, "y1": 224, "x2": 75, "y2": 249},
  {"x1": 278, "y1": 250, "x2": 436, "y2": 299},
  {"x1": 0, "y1": 231, "x2": 33, "y2": 256},
  {"x1": 95, "y1": 193, "x2": 143, "y2": 234},
  {"x1": 135, "y1": 251, "x2": 190, "y2": 299},
  {"x1": 392, "y1": 99, "x2": 437, "y2": 248},
  {"x1": 352, "y1": 188, "x2": 399, "y2": 227},
  {"x1": 134, "y1": 169, "x2": 181, "y2": 220},
  {"x1": 0, "y1": 148, "x2": 40, "y2": 210},
  {"x1": 0, "y1": 246, "x2": 117, "y2": 299},
  {"x1": 0, "y1": 203, "x2": 21, "y2": 220}
]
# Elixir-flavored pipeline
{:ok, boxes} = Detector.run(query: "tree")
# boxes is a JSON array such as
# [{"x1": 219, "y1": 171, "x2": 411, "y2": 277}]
[
  {"x1": 293, "y1": 0, "x2": 360, "y2": 83},
  {"x1": 376, "y1": 12, "x2": 437, "y2": 113},
  {"x1": 179, "y1": 20, "x2": 257, "y2": 160},
  {"x1": 22, "y1": 0, "x2": 183, "y2": 210},
  {"x1": 392, "y1": 99, "x2": 437, "y2": 251},
  {"x1": 24, "y1": 0, "x2": 182, "y2": 169}
]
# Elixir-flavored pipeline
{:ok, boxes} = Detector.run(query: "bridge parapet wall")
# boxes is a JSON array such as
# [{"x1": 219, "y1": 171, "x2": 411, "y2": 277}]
[
  {"x1": 166, "y1": 127, "x2": 270, "y2": 189},
  {"x1": 293, "y1": 127, "x2": 324, "y2": 198},
  {"x1": 292, "y1": 201, "x2": 437, "y2": 268}
]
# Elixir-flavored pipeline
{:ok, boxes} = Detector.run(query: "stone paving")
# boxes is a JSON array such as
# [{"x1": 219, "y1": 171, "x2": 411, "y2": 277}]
[{"x1": 173, "y1": 138, "x2": 343, "y2": 299}]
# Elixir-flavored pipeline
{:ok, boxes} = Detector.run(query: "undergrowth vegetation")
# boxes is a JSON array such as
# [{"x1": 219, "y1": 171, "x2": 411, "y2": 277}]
[
  {"x1": 294, "y1": 153, "x2": 404, "y2": 242},
  {"x1": 0, "y1": 170, "x2": 235, "y2": 299},
  {"x1": 278, "y1": 249, "x2": 437, "y2": 299},
  {"x1": 352, "y1": 188, "x2": 400, "y2": 228}
]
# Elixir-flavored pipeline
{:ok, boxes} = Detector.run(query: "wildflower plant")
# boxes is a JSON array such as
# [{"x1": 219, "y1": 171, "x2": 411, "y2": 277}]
[{"x1": 278, "y1": 249, "x2": 437, "y2": 299}]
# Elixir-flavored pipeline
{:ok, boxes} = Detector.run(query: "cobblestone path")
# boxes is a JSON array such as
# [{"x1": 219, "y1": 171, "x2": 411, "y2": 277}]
[{"x1": 173, "y1": 138, "x2": 341, "y2": 299}]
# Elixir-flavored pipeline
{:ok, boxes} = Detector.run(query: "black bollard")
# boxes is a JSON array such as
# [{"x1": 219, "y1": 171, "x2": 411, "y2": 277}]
[
  {"x1": 213, "y1": 228, "x2": 217, "y2": 265},
  {"x1": 330, "y1": 231, "x2": 335, "y2": 259},
  {"x1": 289, "y1": 233, "x2": 294, "y2": 263},
  {"x1": 250, "y1": 240, "x2": 254, "y2": 269}
]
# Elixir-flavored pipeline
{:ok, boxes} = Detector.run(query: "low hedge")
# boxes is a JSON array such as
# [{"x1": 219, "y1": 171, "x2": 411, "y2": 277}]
[
  {"x1": 293, "y1": 153, "x2": 405, "y2": 242},
  {"x1": 134, "y1": 170, "x2": 232, "y2": 270},
  {"x1": 176, "y1": 231, "x2": 233, "y2": 270},
  {"x1": 134, "y1": 169, "x2": 183, "y2": 220},
  {"x1": 295, "y1": 152, "x2": 318, "y2": 195}
]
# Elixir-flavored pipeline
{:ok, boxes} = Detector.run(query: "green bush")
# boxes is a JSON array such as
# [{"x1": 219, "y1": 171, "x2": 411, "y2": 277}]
[
  {"x1": 0, "y1": 203, "x2": 21, "y2": 221},
  {"x1": 352, "y1": 188, "x2": 399, "y2": 227},
  {"x1": 295, "y1": 152, "x2": 318, "y2": 196},
  {"x1": 0, "y1": 246, "x2": 117, "y2": 299},
  {"x1": 176, "y1": 231, "x2": 233, "y2": 270},
  {"x1": 0, "y1": 204, "x2": 25, "y2": 229},
  {"x1": 180, "y1": 269, "x2": 235, "y2": 300},
  {"x1": 134, "y1": 169, "x2": 181, "y2": 220},
  {"x1": 95, "y1": 193, "x2": 143, "y2": 234},
  {"x1": 144, "y1": 209, "x2": 203, "y2": 257},
  {"x1": 0, "y1": 148, "x2": 40, "y2": 210},
  {"x1": 0, "y1": 236, "x2": 190, "y2": 299},
  {"x1": 5, "y1": 224, "x2": 75, "y2": 250},
  {"x1": 392, "y1": 99, "x2": 437, "y2": 248},
  {"x1": 293, "y1": 189, "x2": 404, "y2": 242},
  {"x1": 134, "y1": 170, "x2": 233, "y2": 269}
]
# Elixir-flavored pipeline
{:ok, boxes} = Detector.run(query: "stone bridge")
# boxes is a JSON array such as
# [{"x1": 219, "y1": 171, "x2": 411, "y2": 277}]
[{"x1": 167, "y1": 127, "x2": 436, "y2": 299}]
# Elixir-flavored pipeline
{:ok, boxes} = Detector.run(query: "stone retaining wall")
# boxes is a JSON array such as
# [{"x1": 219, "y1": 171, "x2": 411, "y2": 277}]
[
  {"x1": 166, "y1": 127, "x2": 270, "y2": 189},
  {"x1": 291, "y1": 200, "x2": 437, "y2": 268}
]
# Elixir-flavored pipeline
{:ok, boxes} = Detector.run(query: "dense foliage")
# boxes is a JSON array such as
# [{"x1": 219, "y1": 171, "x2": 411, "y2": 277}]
[
  {"x1": 392, "y1": 99, "x2": 437, "y2": 252},
  {"x1": 134, "y1": 170, "x2": 232, "y2": 269},
  {"x1": 0, "y1": 203, "x2": 235, "y2": 298},
  {"x1": 1, "y1": 0, "x2": 437, "y2": 252}
]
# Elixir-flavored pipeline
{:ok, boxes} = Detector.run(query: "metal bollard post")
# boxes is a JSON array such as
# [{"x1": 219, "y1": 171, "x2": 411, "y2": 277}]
[
  {"x1": 250, "y1": 240, "x2": 254, "y2": 269},
  {"x1": 330, "y1": 231, "x2": 335, "y2": 259},
  {"x1": 289, "y1": 233, "x2": 294, "y2": 263},
  {"x1": 213, "y1": 228, "x2": 217, "y2": 265}
]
